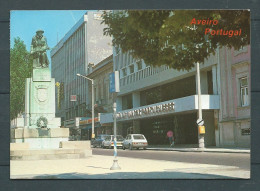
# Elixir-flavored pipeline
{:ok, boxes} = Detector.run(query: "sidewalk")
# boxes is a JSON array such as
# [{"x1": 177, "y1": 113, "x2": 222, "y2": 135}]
[
  {"x1": 147, "y1": 144, "x2": 250, "y2": 154},
  {"x1": 10, "y1": 154, "x2": 250, "y2": 179}
]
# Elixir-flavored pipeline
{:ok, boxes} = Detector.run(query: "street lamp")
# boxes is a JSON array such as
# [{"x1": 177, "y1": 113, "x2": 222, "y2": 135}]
[{"x1": 76, "y1": 73, "x2": 95, "y2": 140}]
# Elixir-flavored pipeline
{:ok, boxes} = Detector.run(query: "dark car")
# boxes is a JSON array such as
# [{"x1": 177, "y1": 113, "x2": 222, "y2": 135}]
[{"x1": 92, "y1": 134, "x2": 109, "y2": 148}]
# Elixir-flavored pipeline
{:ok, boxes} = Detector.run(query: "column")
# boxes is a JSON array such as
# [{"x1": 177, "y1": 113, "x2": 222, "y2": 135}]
[
  {"x1": 116, "y1": 96, "x2": 122, "y2": 111},
  {"x1": 195, "y1": 72, "x2": 208, "y2": 94},
  {"x1": 200, "y1": 71, "x2": 208, "y2": 94},
  {"x1": 117, "y1": 123, "x2": 123, "y2": 136},
  {"x1": 212, "y1": 65, "x2": 218, "y2": 95},
  {"x1": 133, "y1": 120, "x2": 140, "y2": 134},
  {"x1": 132, "y1": 92, "x2": 141, "y2": 108}
]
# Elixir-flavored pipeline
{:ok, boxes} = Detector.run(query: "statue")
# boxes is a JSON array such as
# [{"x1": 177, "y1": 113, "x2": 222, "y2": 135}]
[{"x1": 30, "y1": 29, "x2": 50, "y2": 68}]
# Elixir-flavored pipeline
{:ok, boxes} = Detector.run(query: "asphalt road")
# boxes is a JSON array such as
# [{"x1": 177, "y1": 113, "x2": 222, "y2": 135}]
[{"x1": 92, "y1": 148, "x2": 250, "y2": 170}]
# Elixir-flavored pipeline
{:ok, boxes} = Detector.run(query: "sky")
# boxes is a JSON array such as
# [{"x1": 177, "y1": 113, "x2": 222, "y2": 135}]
[{"x1": 10, "y1": 10, "x2": 88, "y2": 62}]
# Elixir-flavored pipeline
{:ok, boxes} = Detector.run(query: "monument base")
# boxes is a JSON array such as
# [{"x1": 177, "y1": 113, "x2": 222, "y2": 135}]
[
  {"x1": 11, "y1": 128, "x2": 69, "y2": 149},
  {"x1": 10, "y1": 141, "x2": 92, "y2": 160}
]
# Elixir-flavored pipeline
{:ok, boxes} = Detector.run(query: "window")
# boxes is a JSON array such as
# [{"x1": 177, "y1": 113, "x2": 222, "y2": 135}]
[
  {"x1": 240, "y1": 77, "x2": 249, "y2": 106},
  {"x1": 129, "y1": 65, "x2": 134, "y2": 74},
  {"x1": 239, "y1": 46, "x2": 245, "y2": 51},
  {"x1": 137, "y1": 61, "x2": 142, "y2": 71},
  {"x1": 133, "y1": 135, "x2": 145, "y2": 140},
  {"x1": 122, "y1": 68, "x2": 127, "y2": 77},
  {"x1": 122, "y1": 94, "x2": 133, "y2": 110}
]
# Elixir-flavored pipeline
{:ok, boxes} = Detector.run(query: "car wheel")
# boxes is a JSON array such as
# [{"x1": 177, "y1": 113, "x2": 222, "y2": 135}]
[
  {"x1": 93, "y1": 145, "x2": 96, "y2": 148},
  {"x1": 143, "y1": 147, "x2": 147, "y2": 150},
  {"x1": 109, "y1": 145, "x2": 112, "y2": 149},
  {"x1": 136, "y1": 147, "x2": 139, "y2": 150},
  {"x1": 129, "y1": 144, "x2": 133, "y2": 150},
  {"x1": 101, "y1": 144, "x2": 104, "y2": 149},
  {"x1": 122, "y1": 145, "x2": 125, "y2": 150}
]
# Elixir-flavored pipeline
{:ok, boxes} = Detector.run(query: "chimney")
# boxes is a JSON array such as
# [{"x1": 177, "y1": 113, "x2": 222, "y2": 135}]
[{"x1": 88, "y1": 63, "x2": 95, "y2": 74}]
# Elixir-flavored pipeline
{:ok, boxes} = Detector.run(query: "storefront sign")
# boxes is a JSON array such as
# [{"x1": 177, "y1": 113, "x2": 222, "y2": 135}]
[
  {"x1": 70, "y1": 95, "x2": 77, "y2": 101},
  {"x1": 75, "y1": 117, "x2": 80, "y2": 127},
  {"x1": 79, "y1": 117, "x2": 99, "y2": 125},
  {"x1": 117, "y1": 102, "x2": 175, "y2": 120},
  {"x1": 241, "y1": 128, "x2": 250, "y2": 135}
]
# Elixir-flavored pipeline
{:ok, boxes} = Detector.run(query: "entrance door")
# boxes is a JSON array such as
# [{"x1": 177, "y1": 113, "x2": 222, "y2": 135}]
[
  {"x1": 140, "y1": 113, "x2": 198, "y2": 145},
  {"x1": 127, "y1": 126, "x2": 133, "y2": 134}
]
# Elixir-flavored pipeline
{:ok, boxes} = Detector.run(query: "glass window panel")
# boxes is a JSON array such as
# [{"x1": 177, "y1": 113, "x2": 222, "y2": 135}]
[
  {"x1": 129, "y1": 65, "x2": 134, "y2": 74},
  {"x1": 240, "y1": 77, "x2": 249, "y2": 106}
]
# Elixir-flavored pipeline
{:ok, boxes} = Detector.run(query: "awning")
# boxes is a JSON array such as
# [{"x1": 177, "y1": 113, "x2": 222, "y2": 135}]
[{"x1": 81, "y1": 123, "x2": 101, "y2": 130}]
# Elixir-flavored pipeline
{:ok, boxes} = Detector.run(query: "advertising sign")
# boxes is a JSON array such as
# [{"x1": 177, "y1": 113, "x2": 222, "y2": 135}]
[
  {"x1": 70, "y1": 95, "x2": 77, "y2": 101},
  {"x1": 109, "y1": 71, "x2": 120, "y2": 93}
]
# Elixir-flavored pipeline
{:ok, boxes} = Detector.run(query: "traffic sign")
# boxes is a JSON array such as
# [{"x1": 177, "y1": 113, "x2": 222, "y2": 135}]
[{"x1": 196, "y1": 118, "x2": 204, "y2": 126}]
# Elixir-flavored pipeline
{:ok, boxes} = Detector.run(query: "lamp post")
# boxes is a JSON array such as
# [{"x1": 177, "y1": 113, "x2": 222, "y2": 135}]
[
  {"x1": 76, "y1": 73, "x2": 95, "y2": 140},
  {"x1": 109, "y1": 71, "x2": 121, "y2": 170}
]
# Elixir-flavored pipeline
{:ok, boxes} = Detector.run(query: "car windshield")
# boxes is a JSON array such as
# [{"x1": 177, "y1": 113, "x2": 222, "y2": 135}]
[
  {"x1": 133, "y1": 135, "x2": 145, "y2": 140},
  {"x1": 102, "y1": 135, "x2": 109, "y2": 139},
  {"x1": 112, "y1": 135, "x2": 124, "y2": 141}
]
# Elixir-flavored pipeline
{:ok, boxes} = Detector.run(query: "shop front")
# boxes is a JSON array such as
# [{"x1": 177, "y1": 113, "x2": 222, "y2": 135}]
[
  {"x1": 115, "y1": 95, "x2": 219, "y2": 146},
  {"x1": 140, "y1": 113, "x2": 198, "y2": 145}
]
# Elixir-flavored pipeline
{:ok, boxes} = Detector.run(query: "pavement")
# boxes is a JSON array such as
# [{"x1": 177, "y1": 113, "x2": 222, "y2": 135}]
[
  {"x1": 10, "y1": 153, "x2": 250, "y2": 179},
  {"x1": 146, "y1": 144, "x2": 250, "y2": 154}
]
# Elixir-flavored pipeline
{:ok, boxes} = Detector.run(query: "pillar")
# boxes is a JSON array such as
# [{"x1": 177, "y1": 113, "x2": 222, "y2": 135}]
[
  {"x1": 132, "y1": 92, "x2": 141, "y2": 108},
  {"x1": 195, "y1": 71, "x2": 208, "y2": 94},
  {"x1": 200, "y1": 71, "x2": 208, "y2": 94},
  {"x1": 212, "y1": 65, "x2": 218, "y2": 95},
  {"x1": 133, "y1": 120, "x2": 140, "y2": 134},
  {"x1": 116, "y1": 96, "x2": 122, "y2": 111}
]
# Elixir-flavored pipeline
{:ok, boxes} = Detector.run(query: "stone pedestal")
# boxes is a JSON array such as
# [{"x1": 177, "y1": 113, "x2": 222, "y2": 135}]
[
  {"x1": 24, "y1": 68, "x2": 61, "y2": 129},
  {"x1": 11, "y1": 68, "x2": 69, "y2": 149},
  {"x1": 11, "y1": 128, "x2": 69, "y2": 149}
]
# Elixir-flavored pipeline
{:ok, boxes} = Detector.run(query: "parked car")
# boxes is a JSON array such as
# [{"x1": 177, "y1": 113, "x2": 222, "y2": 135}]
[
  {"x1": 102, "y1": 135, "x2": 124, "y2": 149},
  {"x1": 122, "y1": 134, "x2": 148, "y2": 150},
  {"x1": 92, "y1": 134, "x2": 109, "y2": 148}
]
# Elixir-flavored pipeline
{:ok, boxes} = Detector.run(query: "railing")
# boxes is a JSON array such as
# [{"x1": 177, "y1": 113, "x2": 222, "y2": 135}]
[{"x1": 120, "y1": 65, "x2": 170, "y2": 86}]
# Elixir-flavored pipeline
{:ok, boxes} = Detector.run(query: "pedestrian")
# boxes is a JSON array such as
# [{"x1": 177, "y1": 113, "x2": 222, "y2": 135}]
[{"x1": 167, "y1": 130, "x2": 174, "y2": 147}]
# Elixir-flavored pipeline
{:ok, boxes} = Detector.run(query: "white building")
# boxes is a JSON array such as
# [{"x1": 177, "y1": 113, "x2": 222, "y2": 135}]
[
  {"x1": 101, "y1": 45, "x2": 250, "y2": 148},
  {"x1": 51, "y1": 11, "x2": 113, "y2": 129}
]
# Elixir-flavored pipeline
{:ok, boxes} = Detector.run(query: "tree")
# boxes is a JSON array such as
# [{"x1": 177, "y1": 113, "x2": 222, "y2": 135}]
[
  {"x1": 10, "y1": 38, "x2": 33, "y2": 120},
  {"x1": 102, "y1": 10, "x2": 250, "y2": 71}
]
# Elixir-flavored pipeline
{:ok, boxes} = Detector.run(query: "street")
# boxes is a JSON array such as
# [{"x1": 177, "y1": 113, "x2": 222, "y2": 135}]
[{"x1": 93, "y1": 148, "x2": 250, "y2": 170}]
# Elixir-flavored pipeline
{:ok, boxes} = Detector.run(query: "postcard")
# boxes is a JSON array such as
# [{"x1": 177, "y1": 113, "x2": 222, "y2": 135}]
[{"x1": 10, "y1": 10, "x2": 250, "y2": 179}]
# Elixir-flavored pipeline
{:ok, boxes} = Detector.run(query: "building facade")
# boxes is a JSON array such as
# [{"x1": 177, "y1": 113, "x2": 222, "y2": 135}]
[
  {"x1": 218, "y1": 46, "x2": 250, "y2": 147},
  {"x1": 51, "y1": 11, "x2": 112, "y2": 133},
  {"x1": 100, "y1": 45, "x2": 250, "y2": 148},
  {"x1": 84, "y1": 55, "x2": 114, "y2": 137}
]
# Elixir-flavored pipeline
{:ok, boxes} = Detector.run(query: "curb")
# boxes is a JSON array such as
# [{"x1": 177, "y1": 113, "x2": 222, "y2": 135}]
[{"x1": 146, "y1": 148, "x2": 250, "y2": 154}]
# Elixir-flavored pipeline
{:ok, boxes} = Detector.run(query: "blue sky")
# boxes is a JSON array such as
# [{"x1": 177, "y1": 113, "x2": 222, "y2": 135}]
[{"x1": 10, "y1": 10, "x2": 87, "y2": 61}]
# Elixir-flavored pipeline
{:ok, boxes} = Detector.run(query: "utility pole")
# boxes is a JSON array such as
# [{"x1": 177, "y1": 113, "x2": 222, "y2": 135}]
[{"x1": 196, "y1": 62, "x2": 205, "y2": 149}]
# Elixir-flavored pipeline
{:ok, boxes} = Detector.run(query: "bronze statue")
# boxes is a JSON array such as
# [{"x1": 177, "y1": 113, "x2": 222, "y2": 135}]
[{"x1": 30, "y1": 29, "x2": 50, "y2": 68}]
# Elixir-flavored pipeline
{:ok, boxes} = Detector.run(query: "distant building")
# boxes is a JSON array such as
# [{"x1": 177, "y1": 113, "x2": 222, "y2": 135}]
[
  {"x1": 79, "y1": 55, "x2": 113, "y2": 138},
  {"x1": 51, "y1": 11, "x2": 112, "y2": 133}
]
